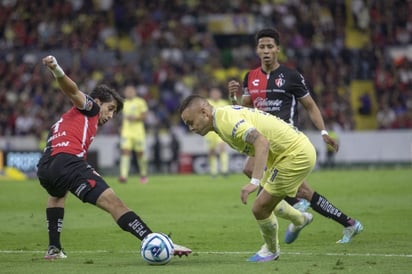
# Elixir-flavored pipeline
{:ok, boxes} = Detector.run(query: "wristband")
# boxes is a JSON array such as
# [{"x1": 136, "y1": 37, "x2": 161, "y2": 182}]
[
  {"x1": 321, "y1": 130, "x2": 328, "y2": 136},
  {"x1": 51, "y1": 64, "x2": 65, "y2": 78},
  {"x1": 47, "y1": 56, "x2": 65, "y2": 78},
  {"x1": 250, "y1": 178, "x2": 260, "y2": 186}
]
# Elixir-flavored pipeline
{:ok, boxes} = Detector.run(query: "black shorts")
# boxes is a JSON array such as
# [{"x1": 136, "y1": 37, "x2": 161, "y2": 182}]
[{"x1": 37, "y1": 153, "x2": 109, "y2": 204}]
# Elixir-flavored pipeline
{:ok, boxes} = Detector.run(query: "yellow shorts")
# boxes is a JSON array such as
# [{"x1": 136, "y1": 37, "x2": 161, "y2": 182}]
[
  {"x1": 205, "y1": 132, "x2": 224, "y2": 149},
  {"x1": 262, "y1": 141, "x2": 316, "y2": 198},
  {"x1": 120, "y1": 135, "x2": 146, "y2": 152}
]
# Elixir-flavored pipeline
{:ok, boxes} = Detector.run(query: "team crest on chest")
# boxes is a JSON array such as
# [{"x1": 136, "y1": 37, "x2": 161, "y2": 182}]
[{"x1": 275, "y1": 77, "x2": 285, "y2": 88}]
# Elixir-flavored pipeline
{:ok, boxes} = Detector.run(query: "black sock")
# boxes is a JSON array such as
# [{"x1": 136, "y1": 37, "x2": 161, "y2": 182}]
[
  {"x1": 285, "y1": 196, "x2": 300, "y2": 206},
  {"x1": 117, "y1": 211, "x2": 152, "y2": 240},
  {"x1": 46, "y1": 207, "x2": 64, "y2": 249},
  {"x1": 310, "y1": 192, "x2": 355, "y2": 227}
]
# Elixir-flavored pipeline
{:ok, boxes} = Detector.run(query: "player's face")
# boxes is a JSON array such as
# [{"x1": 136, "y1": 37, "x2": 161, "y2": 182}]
[
  {"x1": 209, "y1": 88, "x2": 221, "y2": 101},
  {"x1": 98, "y1": 101, "x2": 118, "y2": 126},
  {"x1": 256, "y1": 37, "x2": 280, "y2": 66},
  {"x1": 124, "y1": 86, "x2": 136, "y2": 99},
  {"x1": 181, "y1": 106, "x2": 211, "y2": 136}
]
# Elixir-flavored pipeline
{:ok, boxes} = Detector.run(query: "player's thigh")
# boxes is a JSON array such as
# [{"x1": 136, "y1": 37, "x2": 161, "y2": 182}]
[
  {"x1": 132, "y1": 136, "x2": 146, "y2": 153},
  {"x1": 205, "y1": 133, "x2": 219, "y2": 149},
  {"x1": 65, "y1": 161, "x2": 111, "y2": 204},
  {"x1": 120, "y1": 136, "x2": 134, "y2": 150},
  {"x1": 37, "y1": 154, "x2": 78, "y2": 198}
]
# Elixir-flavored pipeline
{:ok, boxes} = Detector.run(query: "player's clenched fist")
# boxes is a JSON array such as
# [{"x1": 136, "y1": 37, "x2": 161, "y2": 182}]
[
  {"x1": 227, "y1": 80, "x2": 240, "y2": 104},
  {"x1": 42, "y1": 55, "x2": 58, "y2": 69},
  {"x1": 43, "y1": 55, "x2": 65, "y2": 78}
]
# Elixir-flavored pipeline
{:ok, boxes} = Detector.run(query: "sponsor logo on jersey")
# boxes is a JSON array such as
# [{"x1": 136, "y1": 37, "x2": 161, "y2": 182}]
[{"x1": 252, "y1": 79, "x2": 260, "y2": 86}]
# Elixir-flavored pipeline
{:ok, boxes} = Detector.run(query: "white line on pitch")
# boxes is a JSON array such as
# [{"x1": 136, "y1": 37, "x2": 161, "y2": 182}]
[{"x1": 0, "y1": 250, "x2": 411, "y2": 258}]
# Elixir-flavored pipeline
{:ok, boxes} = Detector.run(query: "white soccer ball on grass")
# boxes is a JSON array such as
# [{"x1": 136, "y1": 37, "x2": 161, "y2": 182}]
[{"x1": 140, "y1": 232, "x2": 174, "y2": 265}]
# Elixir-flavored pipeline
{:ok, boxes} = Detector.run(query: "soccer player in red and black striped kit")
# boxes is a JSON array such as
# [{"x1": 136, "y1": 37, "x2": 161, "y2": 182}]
[
  {"x1": 38, "y1": 55, "x2": 191, "y2": 259},
  {"x1": 228, "y1": 28, "x2": 363, "y2": 244}
]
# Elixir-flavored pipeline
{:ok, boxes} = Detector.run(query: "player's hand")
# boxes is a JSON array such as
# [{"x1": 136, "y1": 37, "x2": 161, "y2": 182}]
[
  {"x1": 322, "y1": 134, "x2": 339, "y2": 152},
  {"x1": 240, "y1": 183, "x2": 258, "y2": 205},
  {"x1": 42, "y1": 55, "x2": 58, "y2": 70},
  {"x1": 227, "y1": 80, "x2": 240, "y2": 101}
]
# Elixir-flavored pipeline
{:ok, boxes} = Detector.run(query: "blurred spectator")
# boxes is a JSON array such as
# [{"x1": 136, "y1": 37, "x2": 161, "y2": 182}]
[
  {"x1": 14, "y1": 108, "x2": 37, "y2": 135},
  {"x1": 376, "y1": 102, "x2": 396, "y2": 129},
  {"x1": 0, "y1": 0, "x2": 411, "y2": 138},
  {"x1": 358, "y1": 92, "x2": 372, "y2": 115}
]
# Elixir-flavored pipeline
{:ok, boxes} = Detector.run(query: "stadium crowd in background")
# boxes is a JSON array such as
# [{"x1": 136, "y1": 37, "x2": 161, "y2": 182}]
[{"x1": 0, "y1": 0, "x2": 411, "y2": 139}]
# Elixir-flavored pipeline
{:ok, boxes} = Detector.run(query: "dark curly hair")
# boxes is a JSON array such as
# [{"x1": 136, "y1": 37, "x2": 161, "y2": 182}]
[
  {"x1": 255, "y1": 28, "x2": 280, "y2": 46},
  {"x1": 89, "y1": 84, "x2": 124, "y2": 113}
]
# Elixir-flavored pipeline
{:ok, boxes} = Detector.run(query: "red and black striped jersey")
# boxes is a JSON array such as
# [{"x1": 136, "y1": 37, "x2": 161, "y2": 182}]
[
  {"x1": 243, "y1": 65, "x2": 310, "y2": 126},
  {"x1": 42, "y1": 95, "x2": 100, "y2": 159}
]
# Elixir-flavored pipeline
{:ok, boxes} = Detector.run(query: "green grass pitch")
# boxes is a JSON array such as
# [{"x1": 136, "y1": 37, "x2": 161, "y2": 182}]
[{"x1": 0, "y1": 168, "x2": 411, "y2": 273}]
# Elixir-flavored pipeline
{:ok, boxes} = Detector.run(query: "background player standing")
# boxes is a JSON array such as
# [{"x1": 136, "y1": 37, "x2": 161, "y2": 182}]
[
  {"x1": 228, "y1": 28, "x2": 363, "y2": 244},
  {"x1": 119, "y1": 85, "x2": 149, "y2": 184}
]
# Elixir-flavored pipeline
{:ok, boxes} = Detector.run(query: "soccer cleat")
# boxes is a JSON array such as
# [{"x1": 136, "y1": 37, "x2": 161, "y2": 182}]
[
  {"x1": 173, "y1": 243, "x2": 192, "y2": 257},
  {"x1": 140, "y1": 176, "x2": 148, "y2": 184},
  {"x1": 336, "y1": 220, "x2": 364, "y2": 243},
  {"x1": 118, "y1": 176, "x2": 127, "y2": 183},
  {"x1": 44, "y1": 246, "x2": 67, "y2": 260},
  {"x1": 247, "y1": 244, "x2": 280, "y2": 262},
  {"x1": 293, "y1": 199, "x2": 311, "y2": 212},
  {"x1": 284, "y1": 212, "x2": 313, "y2": 244}
]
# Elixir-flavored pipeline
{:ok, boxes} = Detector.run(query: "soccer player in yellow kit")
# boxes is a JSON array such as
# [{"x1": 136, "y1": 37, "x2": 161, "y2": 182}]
[
  {"x1": 119, "y1": 85, "x2": 149, "y2": 184},
  {"x1": 180, "y1": 95, "x2": 315, "y2": 262},
  {"x1": 205, "y1": 87, "x2": 229, "y2": 177}
]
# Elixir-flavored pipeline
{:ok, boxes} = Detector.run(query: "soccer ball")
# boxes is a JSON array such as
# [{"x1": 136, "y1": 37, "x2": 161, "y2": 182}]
[{"x1": 140, "y1": 232, "x2": 174, "y2": 265}]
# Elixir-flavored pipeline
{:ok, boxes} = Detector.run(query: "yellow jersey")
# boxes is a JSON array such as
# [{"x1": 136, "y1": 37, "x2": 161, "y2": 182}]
[
  {"x1": 121, "y1": 97, "x2": 148, "y2": 138},
  {"x1": 208, "y1": 98, "x2": 229, "y2": 108},
  {"x1": 212, "y1": 105, "x2": 309, "y2": 162}
]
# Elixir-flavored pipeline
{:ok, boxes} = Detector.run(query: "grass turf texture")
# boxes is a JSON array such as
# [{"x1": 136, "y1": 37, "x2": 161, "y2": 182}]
[{"x1": 0, "y1": 168, "x2": 411, "y2": 274}]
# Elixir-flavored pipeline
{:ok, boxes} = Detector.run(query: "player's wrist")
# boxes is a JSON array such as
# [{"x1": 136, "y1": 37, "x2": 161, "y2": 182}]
[
  {"x1": 48, "y1": 56, "x2": 65, "y2": 78},
  {"x1": 230, "y1": 95, "x2": 237, "y2": 104},
  {"x1": 250, "y1": 178, "x2": 260, "y2": 186},
  {"x1": 321, "y1": 130, "x2": 328, "y2": 136},
  {"x1": 51, "y1": 64, "x2": 65, "y2": 78}
]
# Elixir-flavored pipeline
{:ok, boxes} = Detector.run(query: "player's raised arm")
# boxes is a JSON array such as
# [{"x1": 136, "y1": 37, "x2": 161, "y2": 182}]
[{"x1": 42, "y1": 55, "x2": 86, "y2": 109}]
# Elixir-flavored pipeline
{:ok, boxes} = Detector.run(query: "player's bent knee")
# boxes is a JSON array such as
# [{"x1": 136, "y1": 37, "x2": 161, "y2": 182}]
[{"x1": 297, "y1": 183, "x2": 314, "y2": 200}]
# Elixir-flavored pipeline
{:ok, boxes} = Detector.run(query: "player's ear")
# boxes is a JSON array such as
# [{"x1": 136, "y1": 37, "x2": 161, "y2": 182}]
[{"x1": 94, "y1": 98, "x2": 102, "y2": 106}]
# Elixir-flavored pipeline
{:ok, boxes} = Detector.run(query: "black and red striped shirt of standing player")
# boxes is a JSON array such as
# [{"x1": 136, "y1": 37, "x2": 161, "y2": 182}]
[{"x1": 242, "y1": 65, "x2": 309, "y2": 127}]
